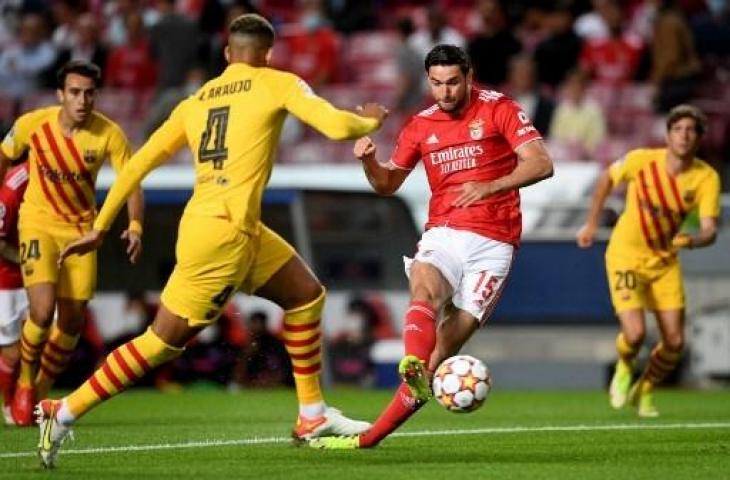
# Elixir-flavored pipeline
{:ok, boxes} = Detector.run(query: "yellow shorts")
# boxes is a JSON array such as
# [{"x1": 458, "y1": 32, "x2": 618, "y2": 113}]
[
  {"x1": 18, "y1": 218, "x2": 96, "y2": 301},
  {"x1": 239, "y1": 223, "x2": 296, "y2": 295},
  {"x1": 161, "y1": 215, "x2": 256, "y2": 328},
  {"x1": 605, "y1": 252, "x2": 684, "y2": 313}
]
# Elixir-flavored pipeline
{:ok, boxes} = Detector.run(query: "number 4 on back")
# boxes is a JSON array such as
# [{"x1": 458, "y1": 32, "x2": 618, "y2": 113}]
[{"x1": 199, "y1": 106, "x2": 230, "y2": 169}]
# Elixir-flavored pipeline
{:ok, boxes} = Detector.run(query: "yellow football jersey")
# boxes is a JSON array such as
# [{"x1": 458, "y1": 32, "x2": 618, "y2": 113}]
[
  {"x1": 1, "y1": 106, "x2": 131, "y2": 225},
  {"x1": 607, "y1": 148, "x2": 720, "y2": 258},
  {"x1": 94, "y1": 63, "x2": 380, "y2": 233}
]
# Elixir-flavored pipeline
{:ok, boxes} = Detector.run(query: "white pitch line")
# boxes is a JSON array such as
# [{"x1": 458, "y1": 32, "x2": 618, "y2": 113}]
[{"x1": 2, "y1": 422, "x2": 730, "y2": 459}]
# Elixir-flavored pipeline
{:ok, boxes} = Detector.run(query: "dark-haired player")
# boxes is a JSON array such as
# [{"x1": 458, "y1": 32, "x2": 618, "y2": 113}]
[
  {"x1": 36, "y1": 14, "x2": 387, "y2": 467},
  {"x1": 0, "y1": 60, "x2": 143, "y2": 425},
  {"x1": 577, "y1": 104, "x2": 720, "y2": 417},
  {"x1": 311, "y1": 44, "x2": 553, "y2": 449}
]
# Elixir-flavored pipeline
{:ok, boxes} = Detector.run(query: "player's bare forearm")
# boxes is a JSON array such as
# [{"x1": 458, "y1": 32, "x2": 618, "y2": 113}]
[
  {"x1": 0, "y1": 239, "x2": 19, "y2": 264},
  {"x1": 585, "y1": 170, "x2": 614, "y2": 227},
  {"x1": 362, "y1": 156, "x2": 399, "y2": 194},
  {"x1": 674, "y1": 217, "x2": 718, "y2": 250},
  {"x1": 491, "y1": 140, "x2": 553, "y2": 194},
  {"x1": 354, "y1": 136, "x2": 409, "y2": 195}
]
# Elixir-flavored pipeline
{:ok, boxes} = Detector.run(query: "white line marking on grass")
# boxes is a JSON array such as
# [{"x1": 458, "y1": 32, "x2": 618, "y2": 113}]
[{"x1": 2, "y1": 422, "x2": 729, "y2": 459}]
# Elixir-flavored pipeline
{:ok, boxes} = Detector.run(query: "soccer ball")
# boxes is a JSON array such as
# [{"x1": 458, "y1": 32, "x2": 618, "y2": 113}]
[{"x1": 432, "y1": 355, "x2": 491, "y2": 413}]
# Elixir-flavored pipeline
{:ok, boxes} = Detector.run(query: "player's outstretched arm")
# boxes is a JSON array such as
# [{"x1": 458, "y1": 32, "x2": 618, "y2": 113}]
[
  {"x1": 576, "y1": 169, "x2": 614, "y2": 248},
  {"x1": 282, "y1": 76, "x2": 388, "y2": 140},
  {"x1": 354, "y1": 136, "x2": 409, "y2": 195}
]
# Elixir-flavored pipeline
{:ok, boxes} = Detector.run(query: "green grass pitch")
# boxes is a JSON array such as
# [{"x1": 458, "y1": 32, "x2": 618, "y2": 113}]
[{"x1": 2, "y1": 388, "x2": 729, "y2": 479}]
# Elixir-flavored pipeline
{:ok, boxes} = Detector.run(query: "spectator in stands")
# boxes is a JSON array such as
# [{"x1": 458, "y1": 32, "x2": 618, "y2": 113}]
[
  {"x1": 105, "y1": 10, "x2": 158, "y2": 90},
  {"x1": 50, "y1": 13, "x2": 108, "y2": 86},
  {"x1": 104, "y1": 0, "x2": 149, "y2": 47},
  {"x1": 0, "y1": 13, "x2": 56, "y2": 99},
  {"x1": 650, "y1": 1, "x2": 702, "y2": 112},
  {"x1": 274, "y1": 0, "x2": 340, "y2": 87},
  {"x1": 328, "y1": 296, "x2": 377, "y2": 386},
  {"x1": 409, "y1": 5, "x2": 465, "y2": 61},
  {"x1": 534, "y1": 2, "x2": 583, "y2": 87},
  {"x1": 579, "y1": 0, "x2": 643, "y2": 86},
  {"x1": 231, "y1": 310, "x2": 293, "y2": 388},
  {"x1": 691, "y1": 0, "x2": 730, "y2": 59},
  {"x1": 142, "y1": 66, "x2": 206, "y2": 137},
  {"x1": 549, "y1": 69, "x2": 607, "y2": 162},
  {"x1": 574, "y1": 0, "x2": 612, "y2": 40},
  {"x1": 467, "y1": 0, "x2": 522, "y2": 88},
  {"x1": 505, "y1": 55, "x2": 554, "y2": 137},
  {"x1": 104, "y1": 290, "x2": 157, "y2": 353},
  {"x1": 323, "y1": 0, "x2": 377, "y2": 35},
  {"x1": 149, "y1": 0, "x2": 202, "y2": 95},
  {"x1": 393, "y1": 17, "x2": 424, "y2": 115},
  {"x1": 50, "y1": 0, "x2": 82, "y2": 51}
]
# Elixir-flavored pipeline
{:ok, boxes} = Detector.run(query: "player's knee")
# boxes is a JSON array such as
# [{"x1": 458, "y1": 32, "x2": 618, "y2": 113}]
[
  {"x1": 0, "y1": 345, "x2": 20, "y2": 368},
  {"x1": 284, "y1": 286, "x2": 327, "y2": 324},
  {"x1": 28, "y1": 302, "x2": 55, "y2": 327},
  {"x1": 663, "y1": 333, "x2": 684, "y2": 352},
  {"x1": 410, "y1": 287, "x2": 441, "y2": 310}
]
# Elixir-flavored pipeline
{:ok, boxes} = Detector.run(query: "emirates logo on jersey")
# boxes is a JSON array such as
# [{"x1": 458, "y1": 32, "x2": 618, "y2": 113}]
[{"x1": 468, "y1": 118, "x2": 485, "y2": 140}]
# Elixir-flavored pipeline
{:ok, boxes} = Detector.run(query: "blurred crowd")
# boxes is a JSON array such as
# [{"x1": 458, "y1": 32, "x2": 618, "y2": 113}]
[
  {"x1": 55, "y1": 290, "x2": 396, "y2": 391},
  {"x1": 0, "y1": 0, "x2": 728, "y2": 169}
]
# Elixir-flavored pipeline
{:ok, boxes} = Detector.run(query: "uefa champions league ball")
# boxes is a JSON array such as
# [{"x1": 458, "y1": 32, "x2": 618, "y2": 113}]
[{"x1": 432, "y1": 355, "x2": 491, "y2": 413}]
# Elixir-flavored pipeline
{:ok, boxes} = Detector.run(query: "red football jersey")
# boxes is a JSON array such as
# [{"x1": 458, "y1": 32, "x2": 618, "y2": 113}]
[
  {"x1": 391, "y1": 88, "x2": 542, "y2": 245},
  {"x1": 0, "y1": 163, "x2": 29, "y2": 289}
]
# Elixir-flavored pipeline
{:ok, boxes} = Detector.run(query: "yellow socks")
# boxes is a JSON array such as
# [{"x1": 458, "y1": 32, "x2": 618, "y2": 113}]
[
  {"x1": 18, "y1": 318, "x2": 49, "y2": 387},
  {"x1": 616, "y1": 332, "x2": 640, "y2": 368},
  {"x1": 282, "y1": 290, "x2": 325, "y2": 407},
  {"x1": 642, "y1": 342, "x2": 682, "y2": 389},
  {"x1": 66, "y1": 328, "x2": 182, "y2": 419},
  {"x1": 35, "y1": 325, "x2": 80, "y2": 399}
]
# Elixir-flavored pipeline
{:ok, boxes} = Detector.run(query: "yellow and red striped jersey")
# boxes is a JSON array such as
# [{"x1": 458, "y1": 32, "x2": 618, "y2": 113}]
[
  {"x1": 607, "y1": 148, "x2": 720, "y2": 258},
  {"x1": 1, "y1": 106, "x2": 130, "y2": 225}
]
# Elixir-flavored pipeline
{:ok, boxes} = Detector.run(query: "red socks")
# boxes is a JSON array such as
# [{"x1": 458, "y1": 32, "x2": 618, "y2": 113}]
[
  {"x1": 360, "y1": 301, "x2": 437, "y2": 448},
  {"x1": 403, "y1": 301, "x2": 437, "y2": 362}
]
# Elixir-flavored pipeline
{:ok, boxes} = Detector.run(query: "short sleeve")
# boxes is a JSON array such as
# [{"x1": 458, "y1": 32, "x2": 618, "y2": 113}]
[
  {"x1": 492, "y1": 98, "x2": 542, "y2": 151},
  {"x1": 0, "y1": 113, "x2": 33, "y2": 160},
  {"x1": 390, "y1": 119, "x2": 421, "y2": 170},
  {"x1": 608, "y1": 151, "x2": 643, "y2": 186},
  {"x1": 107, "y1": 125, "x2": 132, "y2": 173},
  {"x1": 696, "y1": 169, "x2": 721, "y2": 219}
]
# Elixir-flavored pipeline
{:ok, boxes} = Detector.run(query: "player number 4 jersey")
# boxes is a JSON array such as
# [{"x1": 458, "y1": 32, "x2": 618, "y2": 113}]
[{"x1": 391, "y1": 88, "x2": 543, "y2": 246}]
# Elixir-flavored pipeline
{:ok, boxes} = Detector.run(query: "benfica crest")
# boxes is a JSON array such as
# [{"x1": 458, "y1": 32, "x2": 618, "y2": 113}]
[{"x1": 468, "y1": 119, "x2": 484, "y2": 140}]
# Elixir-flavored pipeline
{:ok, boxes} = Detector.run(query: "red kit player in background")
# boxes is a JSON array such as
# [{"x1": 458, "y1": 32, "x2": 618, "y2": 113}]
[
  {"x1": 0, "y1": 163, "x2": 29, "y2": 424},
  {"x1": 311, "y1": 44, "x2": 554, "y2": 449}
]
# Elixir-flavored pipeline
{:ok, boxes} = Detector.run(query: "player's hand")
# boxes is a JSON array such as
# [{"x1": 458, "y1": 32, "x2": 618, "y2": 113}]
[
  {"x1": 59, "y1": 230, "x2": 106, "y2": 265},
  {"x1": 356, "y1": 103, "x2": 389, "y2": 124},
  {"x1": 451, "y1": 181, "x2": 495, "y2": 207},
  {"x1": 576, "y1": 223, "x2": 597, "y2": 248},
  {"x1": 121, "y1": 229, "x2": 143, "y2": 264},
  {"x1": 671, "y1": 233, "x2": 692, "y2": 249},
  {"x1": 354, "y1": 136, "x2": 376, "y2": 161}
]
